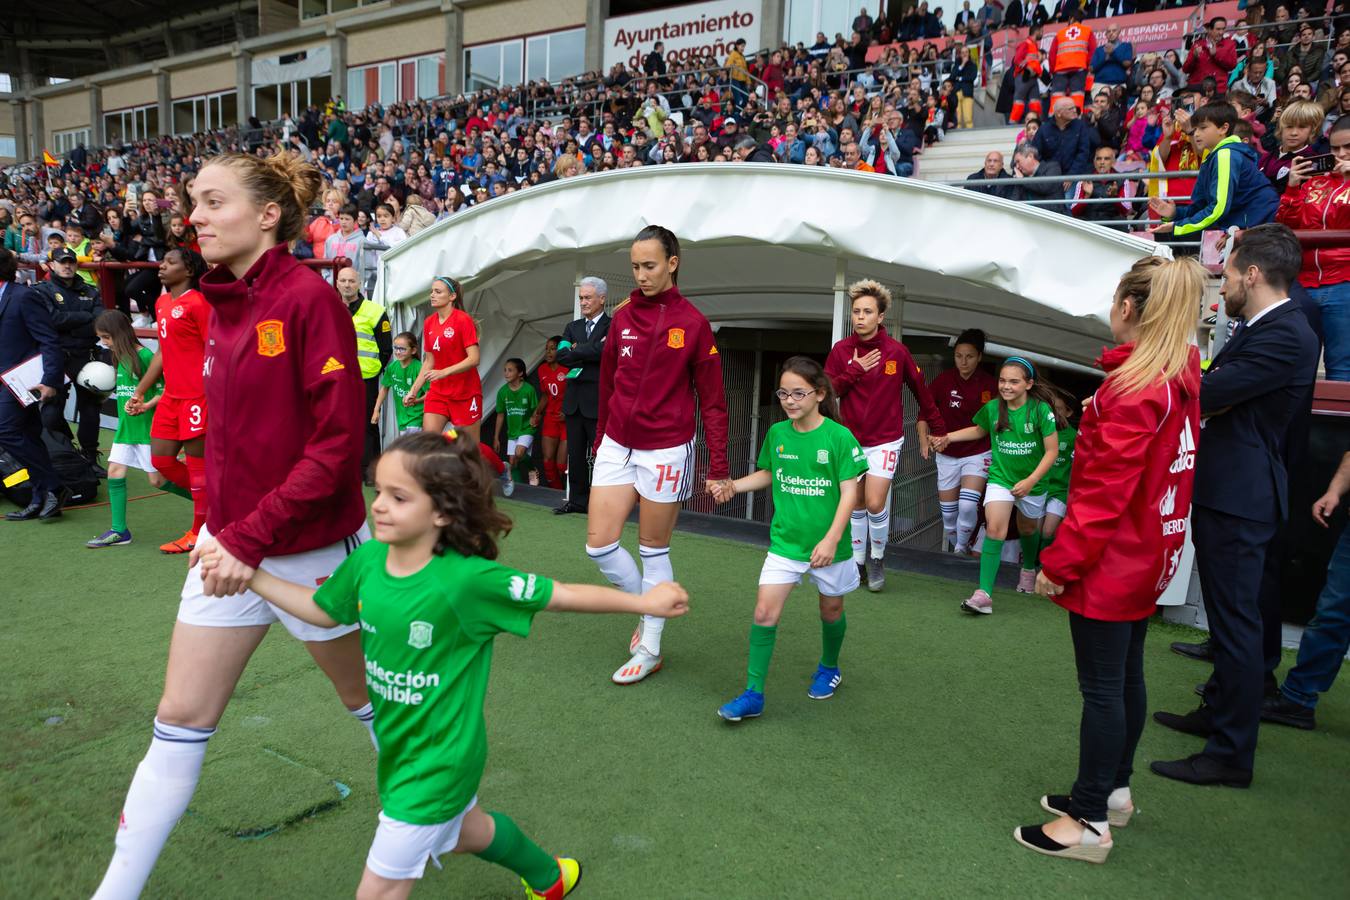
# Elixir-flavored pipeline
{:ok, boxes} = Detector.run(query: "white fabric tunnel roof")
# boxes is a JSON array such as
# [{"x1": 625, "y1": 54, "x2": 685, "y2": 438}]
[{"x1": 377, "y1": 165, "x2": 1171, "y2": 404}]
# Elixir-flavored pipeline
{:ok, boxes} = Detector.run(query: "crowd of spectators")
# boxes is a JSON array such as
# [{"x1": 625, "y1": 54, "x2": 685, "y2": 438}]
[{"x1": 0, "y1": 2, "x2": 1344, "y2": 304}]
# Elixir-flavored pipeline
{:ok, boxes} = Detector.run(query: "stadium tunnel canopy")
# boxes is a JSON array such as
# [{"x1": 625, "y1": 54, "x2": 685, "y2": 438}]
[{"x1": 377, "y1": 165, "x2": 1171, "y2": 402}]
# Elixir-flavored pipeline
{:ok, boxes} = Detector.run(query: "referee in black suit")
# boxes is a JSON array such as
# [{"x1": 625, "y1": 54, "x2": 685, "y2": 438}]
[
  {"x1": 553, "y1": 276, "x2": 610, "y2": 515},
  {"x1": 1152, "y1": 224, "x2": 1320, "y2": 787}
]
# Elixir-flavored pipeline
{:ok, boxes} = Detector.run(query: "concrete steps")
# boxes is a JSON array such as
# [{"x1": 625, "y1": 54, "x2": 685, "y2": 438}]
[{"x1": 915, "y1": 125, "x2": 1022, "y2": 184}]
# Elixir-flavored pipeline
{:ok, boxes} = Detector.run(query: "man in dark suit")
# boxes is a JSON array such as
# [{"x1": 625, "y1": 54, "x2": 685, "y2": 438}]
[
  {"x1": 1152, "y1": 224, "x2": 1320, "y2": 787},
  {"x1": 553, "y1": 275, "x2": 610, "y2": 515},
  {"x1": 0, "y1": 248, "x2": 64, "y2": 520}
]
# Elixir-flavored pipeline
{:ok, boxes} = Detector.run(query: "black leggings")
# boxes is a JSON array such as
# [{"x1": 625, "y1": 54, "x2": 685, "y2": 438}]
[
  {"x1": 1068, "y1": 611, "x2": 1148, "y2": 822},
  {"x1": 124, "y1": 268, "x2": 162, "y2": 317}
]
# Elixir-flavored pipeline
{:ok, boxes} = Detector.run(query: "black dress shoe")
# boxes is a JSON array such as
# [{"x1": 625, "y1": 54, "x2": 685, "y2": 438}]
[
  {"x1": 1262, "y1": 694, "x2": 1316, "y2": 730},
  {"x1": 37, "y1": 491, "x2": 62, "y2": 519},
  {"x1": 1170, "y1": 638, "x2": 1214, "y2": 662},
  {"x1": 1153, "y1": 703, "x2": 1214, "y2": 738},
  {"x1": 6, "y1": 495, "x2": 43, "y2": 520},
  {"x1": 553, "y1": 502, "x2": 586, "y2": 515},
  {"x1": 1150, "y1": 753, "x2": 1252, "y2": 788}
]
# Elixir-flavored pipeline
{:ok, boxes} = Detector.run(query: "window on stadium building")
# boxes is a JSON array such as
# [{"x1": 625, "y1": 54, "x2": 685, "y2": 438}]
[
  {"x1": 301, "y1": 0, "x2": 372, "y2": 20},
  {"x1": 467, "y1": 27, "x2": 583, "y2": 93},
  {"x1": 785, "y1": 0, "x2": 858, "y2": 46},
  {"x1": 0, "y1": 136, "x2": 16, "y2": 158},
  {"x1": 104, "y1": 105, "x2": 158, "y2": 146},
  {"x1": 347, "y1": 53, "x2": 446, "y2": 109},
  {"x1": 53, "y1": 127, "x2": 91, "y2": 155},
  {"x1": 253, "y1": 76, "x2": 331, "y2": 122},
  {"x1": 172, "y1": 90, "x2": 238, "y2": 135}
]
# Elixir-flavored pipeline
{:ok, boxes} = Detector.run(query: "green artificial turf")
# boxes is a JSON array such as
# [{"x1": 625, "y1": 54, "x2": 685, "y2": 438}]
[{"x1": 2, "y1": 460, "x2": 1348, "y2": 898}]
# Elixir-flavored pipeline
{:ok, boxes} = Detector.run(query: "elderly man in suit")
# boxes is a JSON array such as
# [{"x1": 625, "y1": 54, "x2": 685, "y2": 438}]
[
  {"x1": 0, "y1": 248, "x2": 64, "y2": 519},
  {"x1": 553, "y1": 275, "x2": 611, "y2": 515},
  {"x1": 1152, "y1": 224, "x2": 1320, "y2": 787}
]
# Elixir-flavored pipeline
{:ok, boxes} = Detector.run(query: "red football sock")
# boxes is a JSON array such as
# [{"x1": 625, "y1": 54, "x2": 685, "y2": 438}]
[
  {"x1": 185, "y1": 454, "x2": 208, "y2": 534},
  {"x1": 477, "y1": 442, "x2": 505, "y2": 476},
  {"x1": 543, "y1": 460, "x2": 561, "y2": 490},
  {"x1": 151, "y1": 454, "x2": 191, "y2": 492}
]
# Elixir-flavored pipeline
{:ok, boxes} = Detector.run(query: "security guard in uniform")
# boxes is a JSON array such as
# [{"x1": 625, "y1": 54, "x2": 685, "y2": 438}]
[
  {"x1": 335, "y1": 265, "x2": 391, "y2": 479},
  {"x1": 32, "y1": 246, "x2": 106, "y2": 475}
]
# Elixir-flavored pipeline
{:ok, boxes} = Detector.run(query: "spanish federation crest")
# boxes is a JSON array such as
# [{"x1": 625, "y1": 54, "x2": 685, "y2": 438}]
[{"x1": 408, "y1": 620, "x2": 434, "y2": 649}]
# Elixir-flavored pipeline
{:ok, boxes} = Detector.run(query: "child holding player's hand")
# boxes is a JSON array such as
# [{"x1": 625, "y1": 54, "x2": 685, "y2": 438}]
[{"x1": 202, "y1": 429, "x2": 687, "y2": 900}]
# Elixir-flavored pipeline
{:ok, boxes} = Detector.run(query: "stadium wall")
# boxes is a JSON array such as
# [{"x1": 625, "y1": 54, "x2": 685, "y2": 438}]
[
  {"x1": 101, "y1": 76, "x2": 157, "y2": 114},
  {"x1": 171, "y1": 60, "x2": 238, "y2": 100},
  {"x1": 462, "y1": 0, "x2": 587, "y2": 45},
  {"x1": 347, "y1": 18, "x2": 447, "y2": 66},
  {"x1": 42, "y1": 90, "x2": 90, "y2": 148}
]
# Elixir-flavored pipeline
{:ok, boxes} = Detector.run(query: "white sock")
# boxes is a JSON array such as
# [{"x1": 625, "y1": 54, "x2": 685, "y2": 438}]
[
  {"x1": 867, "y1": 509, "x2": 890, "y2": 559},
  {"x1": 638, "y1": 545, "x2": 673, "y2": 656},
  {"x1": 1081, "y1": 820, "x2": 1111, "y2": 845},
  {"x1": 585, "y1": 541, "x2": 641, "y2": 594},
  {"x1": 850, "y1": 510, "x2": 867, "y2": 564},
  {"x1": 957, "y1": 489, "x2": 982, "y2": 551},
  {"x1": 939, "y1": 501, "x2": 959, "y2": 549},
  {"x1": 92, "y1": 719, "x2": 215, "y2": 900},
  {"x1": 1107, "y1": 786, "x2": 1132, "y2": 810},
  {"x1": 350, "y1": 702, "x2": 377, "y2": 750}
]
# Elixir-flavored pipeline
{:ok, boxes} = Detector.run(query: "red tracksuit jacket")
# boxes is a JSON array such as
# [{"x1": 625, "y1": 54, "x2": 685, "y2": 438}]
[
  {"x1": 595, "y1": 286, "x2": 730, "y2": 480},
  {"x1": 1275, "y1": 173, "x2": 1350, "y2": 289},
  {"x1": 1040, "y1": 343, "x2": 1201, "y2": 621},
  {"x1": 199, "y1": 244, "x2": 367, "y2": 568},
  {"x1": 826, "y1": 330, "x2": 946, "y2": 448}
]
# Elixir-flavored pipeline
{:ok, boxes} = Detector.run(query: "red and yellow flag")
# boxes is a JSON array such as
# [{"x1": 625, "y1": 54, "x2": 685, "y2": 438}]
[{"x1": 42, "y1": 150, "x2": 58, "y2": 166}]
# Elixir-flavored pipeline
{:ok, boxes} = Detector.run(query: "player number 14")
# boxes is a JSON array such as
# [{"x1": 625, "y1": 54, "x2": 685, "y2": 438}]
[{"x1": 655, "y1": 464, "x2": 682, "y2": 493}]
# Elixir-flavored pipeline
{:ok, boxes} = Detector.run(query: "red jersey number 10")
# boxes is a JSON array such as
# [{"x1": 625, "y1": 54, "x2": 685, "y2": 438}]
[{"x1": 655, "y1": 464, "x2": 682, "y2": 494}]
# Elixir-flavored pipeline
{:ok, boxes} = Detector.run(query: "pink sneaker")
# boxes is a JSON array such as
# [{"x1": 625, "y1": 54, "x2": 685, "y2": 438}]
[
  {"x1": 961, "y1": 589, "x2": 993, "y2": 615},
  {"x1": 1017, "y1": 568, "x2": 1038, "y2": 593}
]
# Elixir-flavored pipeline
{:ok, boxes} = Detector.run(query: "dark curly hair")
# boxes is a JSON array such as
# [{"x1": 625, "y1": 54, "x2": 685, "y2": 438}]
[{"x1": 379, "y1": 430, "x2": 513, "y2": 559}]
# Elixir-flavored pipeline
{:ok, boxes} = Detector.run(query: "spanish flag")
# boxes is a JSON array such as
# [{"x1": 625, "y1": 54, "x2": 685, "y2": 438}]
[{"x1": 42, "y1": 150, "x2": 58, "y2": 166}]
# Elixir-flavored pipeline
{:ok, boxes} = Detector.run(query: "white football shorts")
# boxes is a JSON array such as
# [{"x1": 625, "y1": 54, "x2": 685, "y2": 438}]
[
  {"x1": 861, "y1": 438, "x2": 904, "y2": 481},
  {"x1": 935, "y1": 451, "x2": 991, "y2": 491},
  {"x1": 984, "y1": 482, "x2": 1048, "y2": 519},
  {"x1": 758, "y1": 552, "x2": 860, "y2": 597},
  {"x1": 592, "y1": 435, "x2": 695, "y2": 503},
  {"x1": 365, "y1": 797, "x2": 478, "y2": 880},
  {"x1": 177, "y1": 523, "x2": 368, "y2": 641},
  {"x1": 108, "y1": 442, "x2": 156, "y2": 474}
]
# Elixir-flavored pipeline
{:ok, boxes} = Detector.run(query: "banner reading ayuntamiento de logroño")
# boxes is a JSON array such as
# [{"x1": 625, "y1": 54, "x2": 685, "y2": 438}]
[{"x1": 603, "y1": 0, "x2": 763, "y2": 71}]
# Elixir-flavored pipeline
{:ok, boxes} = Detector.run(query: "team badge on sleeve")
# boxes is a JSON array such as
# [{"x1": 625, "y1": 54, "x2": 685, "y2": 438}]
[
  {"x1": 667, "y1": 328, "x2": 685, "y2": 349},
  {"x1": 256, "y1": 319, "x2": 285, "y2": 357}
]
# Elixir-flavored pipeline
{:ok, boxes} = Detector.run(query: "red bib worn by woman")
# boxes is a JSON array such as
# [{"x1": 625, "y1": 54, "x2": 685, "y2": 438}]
[
  {"x1": 587, "y1": 225, "x2": 729, "y2": 685},
  {"x1": 93, "y1": 151, "x2": 374, "y2": 899}
]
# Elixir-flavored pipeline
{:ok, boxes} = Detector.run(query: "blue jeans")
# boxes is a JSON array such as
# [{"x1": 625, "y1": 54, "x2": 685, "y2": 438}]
[
  {"x1": 1282, "y1": 525, "x2": 1350, "y2": 709},
  {"x1": 1308, "y1": 281, "x2": 1350, "y2": 380}
]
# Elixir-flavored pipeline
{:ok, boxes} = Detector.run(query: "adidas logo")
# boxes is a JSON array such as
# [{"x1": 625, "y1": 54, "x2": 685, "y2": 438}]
[
  {"x1": 1169, "y1": 419, "x2": 1195, "y2": 474},
  {"x1": 320, "y1": 357, "x2": 345, "y2": 375}
]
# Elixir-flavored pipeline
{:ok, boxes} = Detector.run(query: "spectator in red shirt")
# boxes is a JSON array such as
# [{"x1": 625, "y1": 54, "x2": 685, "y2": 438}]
[
  {"x1": 1277, "y1": 116, "x2": 1350, "y2": 379},
  {"x1": 1183, "y1": 17, "x2": 1239, "y2": 94}
]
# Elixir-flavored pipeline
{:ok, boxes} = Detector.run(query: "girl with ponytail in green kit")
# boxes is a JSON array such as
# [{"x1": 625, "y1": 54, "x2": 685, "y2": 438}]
[{"x1": 934, "y1": 357, "x2": 1060, "y2": 615}]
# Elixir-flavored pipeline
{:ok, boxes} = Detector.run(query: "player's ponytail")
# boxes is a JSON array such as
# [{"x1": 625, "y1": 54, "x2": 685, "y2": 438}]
[
  {"x1": 780, "y1": 355, "x2": 840, "y2": 421},
  {"x1": 199, "y1": 149, "x2": 324, "y2": 244},
  {"x1": 1107, "y1": 255, "x2": 1206, "y2": 396},
  {"x1": 383, "y1": 430, "x2": 513, "y2": 559}
]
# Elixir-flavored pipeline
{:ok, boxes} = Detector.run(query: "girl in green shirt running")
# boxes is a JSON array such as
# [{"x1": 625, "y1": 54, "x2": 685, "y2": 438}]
[
  {"x1": 206, "y1": 430, "x2": 687, "y2": 900},
  {"x1": 934, "y1": 357, "x2": 1060, "y2": 615},
  {"x1": 707, "y1": 357, "x2": 869, "y2": 722},
  {"x1": 373, "y1": 331, "x2": 426, "y2": 437}
]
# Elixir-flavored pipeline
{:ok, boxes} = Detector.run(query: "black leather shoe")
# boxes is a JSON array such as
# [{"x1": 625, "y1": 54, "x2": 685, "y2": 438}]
[
  {"x1": 6, "y1": 496, "x2": 43, "y2": 520},
  {"x1": 1150, "y1": 753, "x2": 1252, "y2": 788},
  {"x1": 1153, "y1": 703, "x2": 1214, "y2": 737},
  {"x1": 1262, "y1": 694, "x2": 1316, "y2": 730},
  {"x1": 1170, "y1": 639, "x2": 1214, "y2": 662},
  {"x1": 37, "y1": 491, "x2": 62, "y2": 519},
  {"x1": 1194, "y1": 682, "x2": 1207, "y2": 698},
  {"x1": 553, "y1": 502, "x2": 586, "y2": 515}
]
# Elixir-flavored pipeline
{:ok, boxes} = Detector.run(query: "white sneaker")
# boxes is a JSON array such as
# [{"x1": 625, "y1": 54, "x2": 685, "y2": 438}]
[
  {"x1": 612, "y1": 648, "x2": 663, "y2": 684},
  {"x1": 961, "y1": 589, "x2": 993, "y2": 615},
  {"x1": 501, "y1": 473, "x2": 515, "y2": 497}
]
